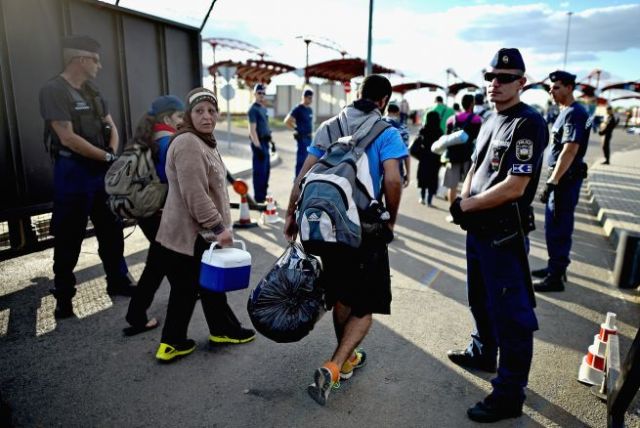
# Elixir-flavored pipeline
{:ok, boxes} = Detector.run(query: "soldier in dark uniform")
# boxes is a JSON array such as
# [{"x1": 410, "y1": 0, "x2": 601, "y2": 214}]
[
  {"x1": 447, "y1": 48, "x2": 548, "y2": 423},
  {"x1": 39, "y1": 35, "x2": 135, "y2": 318},
  {"x1": 532, "y1": 71, "x2": 590, "y2": 292},
  {"x1": 247, "y1": 83, "x2": 272, "y2": 203},
  {"x1": 284, "y1": 88, "x2": 314, "y2": 178}
]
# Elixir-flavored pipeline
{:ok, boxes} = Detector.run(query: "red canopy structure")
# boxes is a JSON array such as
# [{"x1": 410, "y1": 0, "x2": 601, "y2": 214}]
[
  {"x1": 576, "y1": 83, "x2": 596, "y2": 98},
  {"x1": 392, "y1": 81, "x2": 443, "y2": 95},
  {"x1": 208, "y1": 59, "x2": 295, "y2": 87},
  {"x1": 304, "y1": 58, "x2": 396, "y2": 82},
  {"x1": 601, "y1": 81, "x2": 640, "y2": 93},
  {"x1": 447, "y1": 82, "x2": 479, "y2": 96}
]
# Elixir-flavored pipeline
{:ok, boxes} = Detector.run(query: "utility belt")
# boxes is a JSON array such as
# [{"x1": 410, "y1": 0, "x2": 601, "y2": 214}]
[
  {"x1": 258, "y1": 134, "x2": 272, "y2": 143},
  {"x1": 465, "y1": 204, "x2": 535, "y2": 239},
  {"x1": 548, "y1": 162, "x2": 588, "y2": 182},
  {"x1": 294, "y1": 132, "x2": 313, "y2": 140}
]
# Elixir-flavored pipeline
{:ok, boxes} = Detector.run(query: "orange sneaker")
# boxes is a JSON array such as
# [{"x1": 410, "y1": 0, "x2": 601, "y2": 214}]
[{"x1": 307, "y1": 361, "x2": 340, "y2": 406}]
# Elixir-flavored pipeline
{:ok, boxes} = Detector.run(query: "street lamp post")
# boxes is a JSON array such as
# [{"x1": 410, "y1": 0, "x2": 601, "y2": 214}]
[
  {"x1": 365, "y1": 0, "x2": 373, "y2": 76},
  {"x1": 563, "y1": 11, "x2": 573, "y2": 69},
  {"x1": 304, "y1": 39, "x2": 310, "y2": 83}
]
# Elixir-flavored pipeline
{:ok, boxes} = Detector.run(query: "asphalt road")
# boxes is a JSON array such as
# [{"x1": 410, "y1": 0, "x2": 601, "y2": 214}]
[{"x1": 0, "y1": 124, "x2": 639, "y2": 427}]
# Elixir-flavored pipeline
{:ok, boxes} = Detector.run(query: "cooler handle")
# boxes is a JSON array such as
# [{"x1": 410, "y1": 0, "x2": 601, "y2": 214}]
[{"x1": 209, "y1": 239, "x2": 246, "y2": 251}]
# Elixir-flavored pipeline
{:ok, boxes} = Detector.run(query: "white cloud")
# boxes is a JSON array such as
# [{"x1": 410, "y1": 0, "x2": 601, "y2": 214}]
[{"x1": 112, "y1": 1, "x2": 639, "y2": 108}]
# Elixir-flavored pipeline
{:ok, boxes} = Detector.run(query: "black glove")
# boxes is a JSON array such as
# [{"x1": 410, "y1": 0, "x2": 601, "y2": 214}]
[
  {"x1": 449, "y1": 197, "x2": 468, "y2": 228},
  {"x1": 539, "y1": 183, "x2": 556, "y2": 204}
]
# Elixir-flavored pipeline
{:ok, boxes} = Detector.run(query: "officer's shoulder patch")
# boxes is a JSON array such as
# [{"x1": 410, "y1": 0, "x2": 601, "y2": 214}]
[
  {"x1": 512, "y1": 164, "x2": 532, "y2": 174},
  {"x1": 515, "y1": 139, "x2": 533, "y2": 161}
]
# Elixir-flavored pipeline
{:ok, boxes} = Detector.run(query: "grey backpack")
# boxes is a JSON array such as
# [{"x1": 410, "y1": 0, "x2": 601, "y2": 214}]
[
  {"x1": 296, "y1": 119, "x2": 391, "y2": 251},
  {"x1": 105, "y1": 143, "x2": 167, "y2": 219}
]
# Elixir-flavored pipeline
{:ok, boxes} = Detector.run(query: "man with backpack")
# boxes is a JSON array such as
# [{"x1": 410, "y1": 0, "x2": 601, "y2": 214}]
[
  {"x1": 39, "y1": 35, "x2": 135, "y2": 319},
  {"x1": 283, "y1": 74, "x2": 408, "y2": 406},
  {"x1": 444, "y1": 94, "x2": 482, "y2": 217}
]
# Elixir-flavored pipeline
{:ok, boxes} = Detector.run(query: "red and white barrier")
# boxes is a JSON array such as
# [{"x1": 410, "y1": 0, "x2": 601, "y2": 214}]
[
  {"x1": 261, "y1": 195, "x2": 283, "y2": 225},
  {"x1": 234, "y1": 194, "x2": 258, "y2": 229},
  {"x1": 578, "y1": 312, "x2": 617, "y2": 386}
]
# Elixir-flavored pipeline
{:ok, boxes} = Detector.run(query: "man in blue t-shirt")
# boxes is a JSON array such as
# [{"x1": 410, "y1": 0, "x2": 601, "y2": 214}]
[
  {"x1": 532, "y1": 70, "x2": 591, "y2": 292},
  {"x1": 247, "y1": 83, "x2": 272, "y2": 202},
  {"x1": 284, "y1": 88, "x2": 314, "y2": 177},
  {"x1": 283, "y1": 75, "x2": 407, "y2": 407}
]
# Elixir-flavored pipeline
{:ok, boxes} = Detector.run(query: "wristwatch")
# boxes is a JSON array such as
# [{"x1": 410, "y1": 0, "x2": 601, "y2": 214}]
[{"x1": 104, "y1": 152, "x2": 116, "y2": 162}]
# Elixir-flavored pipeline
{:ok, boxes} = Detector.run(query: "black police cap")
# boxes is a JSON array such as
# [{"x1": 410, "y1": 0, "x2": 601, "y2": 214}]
[
  {"x1": 490, "y1": 48, "x2": 525, "y2": 72},
  {"x1": 63, "y1": 35, "x2": 100, "y2": 53},
  {"x1": 549, "y1": 70, "x2": 577, "y2": 84}
]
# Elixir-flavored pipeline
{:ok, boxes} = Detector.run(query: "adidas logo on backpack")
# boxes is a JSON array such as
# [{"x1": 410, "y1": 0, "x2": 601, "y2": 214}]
[
  {"x1": 105, "y1": 143, "x2": 167, "y2": 219},
  {"x1": 296, "y1": 118, "x2": 391, "y2": 253}
]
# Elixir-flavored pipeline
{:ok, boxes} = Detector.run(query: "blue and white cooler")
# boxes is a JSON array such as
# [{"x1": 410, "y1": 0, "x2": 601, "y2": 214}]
[{"x1": 199, "y1": 240, "x2": 251, "y2": 293}]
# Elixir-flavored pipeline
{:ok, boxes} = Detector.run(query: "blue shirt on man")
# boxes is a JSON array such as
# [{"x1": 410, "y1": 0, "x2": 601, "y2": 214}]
[
  {"x1": 290, "y1": 104, "x2": 314, "y2": 136},
  {"x1": 248, "y1": 102, "x2": 271, "y2": 139},
  {"x1": 549, "y1": 101, "x2": 590, "y2": 168}
]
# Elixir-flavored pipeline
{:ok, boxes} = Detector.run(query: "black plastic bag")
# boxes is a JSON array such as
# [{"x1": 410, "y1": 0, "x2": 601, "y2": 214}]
[{"x1": 247, "y1": 242, "x2": 324, "y2": 343}]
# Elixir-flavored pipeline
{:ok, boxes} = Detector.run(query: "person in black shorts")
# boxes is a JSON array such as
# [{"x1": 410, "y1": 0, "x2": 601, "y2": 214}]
[
  {"x1": 283, "y1": 75, "x2": 408, "y2": 406},
  {"x1": 448, "y1": 48, "x2": 548, "y2": 423}
]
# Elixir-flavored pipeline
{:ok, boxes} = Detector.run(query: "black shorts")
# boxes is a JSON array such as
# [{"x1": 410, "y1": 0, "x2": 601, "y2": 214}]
[{"x1": 316, "y1": 236, "x2": 392, "y2": 317}]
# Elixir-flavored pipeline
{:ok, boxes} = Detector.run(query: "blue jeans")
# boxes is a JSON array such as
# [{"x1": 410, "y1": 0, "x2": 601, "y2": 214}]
[
  {"x1": 466, "y1": 232, "x2": 538, "y2": 403},
  {"x1": 251, "y1": 139, "x2": 271, "y2": 203},
  {"x1": 544, "y1": 178, "x2": 583, "y2": 277}
]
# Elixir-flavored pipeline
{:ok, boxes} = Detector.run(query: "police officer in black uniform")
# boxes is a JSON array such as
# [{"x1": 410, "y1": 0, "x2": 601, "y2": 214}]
[
  {"x1": 39, "y1": 35, "x2": 135, "y2": 318},
  {"x1": 532, "y1": 71, "x2": 590, "y2": 292},
  {"x1": 447, "y1": 48, "x2": 548, "y2": 423}
]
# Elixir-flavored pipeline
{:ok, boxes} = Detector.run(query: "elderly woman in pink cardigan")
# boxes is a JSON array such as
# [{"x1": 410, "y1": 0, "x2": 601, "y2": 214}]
[{"x1": 154, "y1": 87, "x2": 255, "y2": 362}]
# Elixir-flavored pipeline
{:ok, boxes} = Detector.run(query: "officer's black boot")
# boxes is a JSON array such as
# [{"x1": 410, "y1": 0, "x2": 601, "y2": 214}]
[
  {"x1": 467, "y1": 394, "x2": 523, "y2": 423},
  {"x1": 54, "y1": 299, "x2": 74, "y2": 319},
  {"x1": 533, "y1": 274, "x2": 566, "y2": 292},
  {"x1": 530, "y1": 267, "x2": 548, "y2": 278},
  {"x1": 51, "y1": 288, "x2": 75, "y2": 319},
  {"x1": 531, "y1": 267, "x2": 567, "y2": 281},
  {"x1": 447, "y1": 349, "x2": 497, "y2": 373}
]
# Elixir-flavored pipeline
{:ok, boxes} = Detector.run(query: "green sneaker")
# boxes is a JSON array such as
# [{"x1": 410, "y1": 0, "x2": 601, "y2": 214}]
[{"x1": 155, "y1": 339, "x2": 196, "y2": 363}]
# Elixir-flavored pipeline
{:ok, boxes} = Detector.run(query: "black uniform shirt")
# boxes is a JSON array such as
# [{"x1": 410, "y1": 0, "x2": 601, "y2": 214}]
[
  {"x1": 548, "y1": 101, "x2": 590, "y2": 168},
  {"x1": 470, "y1": 102, "x2": 548, "y2": 207},
  {"x1": 39, "y1": 76, "x2": 108, "y2": 150}
]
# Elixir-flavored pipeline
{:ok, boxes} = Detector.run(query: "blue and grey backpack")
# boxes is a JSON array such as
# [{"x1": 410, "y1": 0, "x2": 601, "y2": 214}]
[{"x1": 296, "y1": 118, "x2": 392, "y2": 252}]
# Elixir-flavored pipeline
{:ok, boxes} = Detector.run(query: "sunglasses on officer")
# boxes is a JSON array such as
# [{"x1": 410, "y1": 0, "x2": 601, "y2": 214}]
[{"x1": 484, "y1": 72, "x2": 523, "y2": 84}]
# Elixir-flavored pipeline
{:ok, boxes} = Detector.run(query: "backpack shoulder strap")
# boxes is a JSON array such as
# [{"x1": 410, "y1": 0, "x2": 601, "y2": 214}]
[{"x1": 354, "y1": 119, "x2": 392, "y2": 151}]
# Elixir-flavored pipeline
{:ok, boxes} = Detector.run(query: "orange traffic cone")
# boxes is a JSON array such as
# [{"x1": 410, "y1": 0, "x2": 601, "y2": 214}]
[
  {"x1": 578, "y1": 312, "x2": 617, "y2": 386},
  {"x1": 261, "y1": 195, "x2": 283, "y2": 225},
  {"x1": 234, "y1": 194, "x2": 258, "y2": 229}
]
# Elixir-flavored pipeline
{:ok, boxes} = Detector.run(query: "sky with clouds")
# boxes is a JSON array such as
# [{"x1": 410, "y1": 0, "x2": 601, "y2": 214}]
[{"x1": 105, "y1": 0, "x2": 639, "y2": 108}]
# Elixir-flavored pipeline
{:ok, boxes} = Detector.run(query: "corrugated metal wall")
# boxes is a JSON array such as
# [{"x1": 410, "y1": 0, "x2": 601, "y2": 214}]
[
  {"x1": 0, "y1": 0, "x2": 201, "y2": 256},
  {"x1": 0, "y1": 0, "x2": 201, "y2": 215}
]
